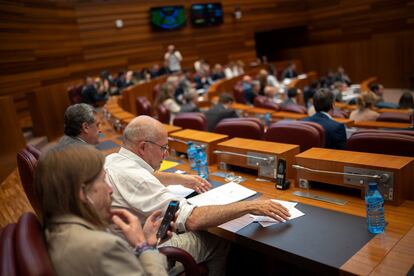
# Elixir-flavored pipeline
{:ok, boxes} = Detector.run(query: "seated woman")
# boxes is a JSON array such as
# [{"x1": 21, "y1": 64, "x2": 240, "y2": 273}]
[
  {"x1": 34, "y1": 145, "x2": 170, "y2": 275},
  {"x1": 398, "y1": 91, "x2": 414, "y2": 111},
  {"x1": 155, "y1": 82, "x2": 181, "y2": 123},
  {"x1": 350, "y1": 91, "x2": 380, "y2": 122}
]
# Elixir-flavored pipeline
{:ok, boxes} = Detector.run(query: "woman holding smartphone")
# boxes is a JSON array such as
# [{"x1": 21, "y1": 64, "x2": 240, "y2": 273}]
[{"x1": 34, "y1": 144, "x2": 170, "y2": 275}]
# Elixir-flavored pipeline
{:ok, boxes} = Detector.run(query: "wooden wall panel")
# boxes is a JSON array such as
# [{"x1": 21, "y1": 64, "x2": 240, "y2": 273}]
[{"x1": 282, "y1": 0, "x2": 414, "y2": 88}]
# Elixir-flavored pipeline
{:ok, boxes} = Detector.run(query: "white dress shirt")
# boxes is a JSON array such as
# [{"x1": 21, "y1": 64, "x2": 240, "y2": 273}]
[{"x1": 105, "y1": 147, "x2": 195, "y2": 233}]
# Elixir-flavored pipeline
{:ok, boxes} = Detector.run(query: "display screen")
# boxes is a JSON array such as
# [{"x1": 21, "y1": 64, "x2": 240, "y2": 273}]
[
  {"x1": 150, "y1": 6, "x2": 186, "y2": 30},
  {"x1": 191, "y1": 3, "x2": 223, "y2": 26}
]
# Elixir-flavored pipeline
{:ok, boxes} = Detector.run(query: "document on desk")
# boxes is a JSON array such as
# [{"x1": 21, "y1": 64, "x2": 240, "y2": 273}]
[
  {"x1": 187, "y1": 182, "x2": 257, "y2": 207},
  {"x1": 250, "y1": 199, "x2": 305, "y2": 227},
  {"x1": 166, "y1": 185, "x2": 194, "y2": 198}
]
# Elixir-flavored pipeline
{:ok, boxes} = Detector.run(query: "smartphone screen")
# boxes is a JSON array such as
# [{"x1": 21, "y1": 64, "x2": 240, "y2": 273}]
[
  {"x1": 276, "y1": 159, "x2": 286, "y2": 186},
  {"x1": 156, "y1": 200, "x2": 179, "y2": 241}
]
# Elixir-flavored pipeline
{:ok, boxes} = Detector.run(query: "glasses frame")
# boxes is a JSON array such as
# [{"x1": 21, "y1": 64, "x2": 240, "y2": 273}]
[{"x1": 145, "y1": 140, "x2": 169, "y2": 153}]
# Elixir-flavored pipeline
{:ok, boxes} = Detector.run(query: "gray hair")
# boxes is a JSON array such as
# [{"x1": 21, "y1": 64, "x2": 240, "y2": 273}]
[
  {"x1": 64, "y1": 104, "x2": 96, "y2": 137},
  {"x1": 123, "y1": 116, "x2": 163, "y2": 148}
]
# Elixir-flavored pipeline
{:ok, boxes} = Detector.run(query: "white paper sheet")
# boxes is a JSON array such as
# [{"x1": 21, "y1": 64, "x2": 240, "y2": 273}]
[
  {"x1": 187, "y1": 182, "x2": 257, "y2": 207},
  {"x1": 166, "y1": 185, "x2": 194, "y2": 198},
  {"x1": 250, "y1": 199, "x2": 305, "y2": 227},
  {"x1": 218, "y1": 214, "x2": 255, "y2": 232}
]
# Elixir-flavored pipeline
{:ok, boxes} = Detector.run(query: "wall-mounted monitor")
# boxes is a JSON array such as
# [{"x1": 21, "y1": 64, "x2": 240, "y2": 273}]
[
  {"x1": 150, "y1": 6, "x2": 186, "y2": 30},
  {"x1": 191, "y1": 3, "x2": 223, "y2": 27}
]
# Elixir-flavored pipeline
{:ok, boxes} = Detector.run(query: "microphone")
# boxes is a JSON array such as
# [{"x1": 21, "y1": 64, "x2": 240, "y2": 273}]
[
  {"x1": 292, "y1": 164, "x2": 390, "y2": 184},
  {"x1": 213, "y1": 150, "x2": 274, "y2": 165}
]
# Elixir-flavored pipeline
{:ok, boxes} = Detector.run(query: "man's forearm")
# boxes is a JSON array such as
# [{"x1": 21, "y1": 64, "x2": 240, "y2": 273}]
[
  {"x1": 185, "y1": 201, "x2": 254, "y2": 231},
  {"x1": 154, "y1": 171, "x2": 183, "y2": 186}
]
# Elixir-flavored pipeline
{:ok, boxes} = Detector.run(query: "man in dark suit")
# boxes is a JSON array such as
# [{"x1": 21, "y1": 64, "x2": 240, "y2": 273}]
[
  {"x1": 204, "y1": 93, "x2": 238, "y2": 131},
  {"x1": 303, "y1": 89, "x2": 347, "y2": 149}
]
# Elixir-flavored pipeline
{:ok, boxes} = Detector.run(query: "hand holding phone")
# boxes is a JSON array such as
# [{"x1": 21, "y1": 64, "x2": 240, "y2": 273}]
[{"x1": 156, "y1": 201, "x2": 179, "y2": 244}]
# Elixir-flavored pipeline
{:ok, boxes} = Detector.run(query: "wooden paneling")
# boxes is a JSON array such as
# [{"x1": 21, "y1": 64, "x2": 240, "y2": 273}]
[
  {"x1": 0, "y1": 96, "x2": 25, "y2": 182},
  {"x1": 276, "y1": 0, "x2": 414, "y2": 88}
]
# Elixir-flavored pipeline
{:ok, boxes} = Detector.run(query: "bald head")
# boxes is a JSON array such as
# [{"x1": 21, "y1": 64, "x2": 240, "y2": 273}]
[{"x1": 123, "y1": 116, "x2": 166, "y2": 150}]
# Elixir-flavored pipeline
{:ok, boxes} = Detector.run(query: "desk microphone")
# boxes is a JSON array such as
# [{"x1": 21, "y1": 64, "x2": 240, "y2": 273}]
[
  {"x1": 292, "y1": 164, "x2": 390, "y2": 183},
  {"x1": 213, "y1": 150, "x2": 274, "y2": 165}
]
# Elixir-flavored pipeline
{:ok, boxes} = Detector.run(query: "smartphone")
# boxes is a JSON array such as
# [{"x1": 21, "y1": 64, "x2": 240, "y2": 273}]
[
  {"x1": 276, "y1": 159, "x2": 289, "y2": 190},
  {"x1": 156, "y1": 200, "x2": 180, "y2": 241}
]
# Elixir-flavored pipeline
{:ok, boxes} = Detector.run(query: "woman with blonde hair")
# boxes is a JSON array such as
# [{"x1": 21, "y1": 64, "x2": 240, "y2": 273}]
[
  {"x1": 350, "y1": 91, "x2": 380, "y2": 122},
  {"x1": 34, "y1": 144, "x2": 170, "y2": 275}
]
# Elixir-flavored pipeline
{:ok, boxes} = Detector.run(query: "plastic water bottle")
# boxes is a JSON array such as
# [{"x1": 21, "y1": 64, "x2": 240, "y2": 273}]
[
  {"x1": 365, "y1": 182, "x2": 386, "y2": 234},
  {"x1": 196, "y1": 147, "x2": 209, "y2": 179},
  {"x1": 187, "y1": 142, "x2": 197, "y2": 170},
  {"x1": 264, "y1": 112, "x2": 271, "y2": 127}
]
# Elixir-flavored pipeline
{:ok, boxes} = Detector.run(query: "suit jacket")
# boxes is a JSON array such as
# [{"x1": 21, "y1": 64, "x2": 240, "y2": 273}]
[
  {"x1": 303, "y1": 112, "x2": 347, "y2": 150},
  {"x1": 204, "y1": 104, "x2": 238, "y2": 131},
  {"x1": 45, "y1": 214, "x2": 168, "y2": 276},
  {"x1": 57, "y1": 135, "x2": 86, "y2": 147}
]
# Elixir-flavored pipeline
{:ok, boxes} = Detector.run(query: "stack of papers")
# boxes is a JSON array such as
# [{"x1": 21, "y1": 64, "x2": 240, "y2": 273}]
[
  {"x1": 250, "y1": 199, "x2": 305, "y2": 227},
  {"x1": 187, "y1": 182, "x2": 257, "y2": 207}
]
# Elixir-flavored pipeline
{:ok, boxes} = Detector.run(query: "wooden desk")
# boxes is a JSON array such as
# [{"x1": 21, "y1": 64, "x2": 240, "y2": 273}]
[
  {"x1": 216, "y1": 138, "x2": 300, "y2": 180},
  {"x1": 334, "y1": 118, "x2": 354, "y2": 127},
  {"x1": 172, "y1": 161, "x2": 414, "y2": 275},
  {"x1": 163, "y1": 124, "x2": 182, "y2": 134},
  {"x1": 295, "y1": 148, "x2": 414, "y2": 205},
  {"x1": 231, "y1": 103, "x2": 252, "y2": 112},
  {"x1": 271, "y1": 111, "x2": 307, "y2": 120},
  {"x1": 244, "y1": 107, "x2": 276, "y2": 116},
  {"x1": 354, "y1": 121, "x2": 411, "y2": 129},
  {"x1": 169, "y1": 129, "x2": 228, "y2": 164},
  {"x1": 377, "y1": 108, "x2": 412, "y2": 114}
]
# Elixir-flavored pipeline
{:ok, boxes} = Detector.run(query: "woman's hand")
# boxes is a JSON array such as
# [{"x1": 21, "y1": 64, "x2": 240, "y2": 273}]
[{"x1": 111, "y1": 209, "x2": 146, "y2": 247}]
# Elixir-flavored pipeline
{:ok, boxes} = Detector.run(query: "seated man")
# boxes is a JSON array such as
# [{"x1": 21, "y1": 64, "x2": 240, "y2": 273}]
[
  {"x1": 303, "y1": 89, "x2": 347, "y2": 149},
  {"x1": 370, "y1": 83, "x2": 398, "y2": 109},
  {"x1": 204, "y1": 93, "x2": 239, "y2": 131},
  {"x1": 105, "y1": 116, "x2": 290, "y2": 275},
  {"x1": 58, "y1": 103, "x2": 101, "y2": 147}
]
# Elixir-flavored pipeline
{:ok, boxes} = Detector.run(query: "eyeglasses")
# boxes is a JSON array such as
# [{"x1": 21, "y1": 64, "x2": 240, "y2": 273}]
[{"x1": 145, "y1": 140, "x2": 169, "y2": 153}]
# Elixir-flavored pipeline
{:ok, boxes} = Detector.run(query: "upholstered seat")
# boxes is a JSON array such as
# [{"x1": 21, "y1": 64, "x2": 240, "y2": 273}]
[
  {"x1": 14, "y1": 213, "x2": 55, "y2": 276},
  {"x1": 136, "y1": 96, "x2": 152, "y2": 116},
  {"x1": 67, "y1": 85, "x2": 83, "y2": 105},
  {"x1": 159, "y1": 247, "x2": 208, "y2": 276},
  {"x1": 376, "y1": 112, "x2": 411, "y2": 123},
  {"x1": 173, "y1": 113, "x2": 207, "y2": 131},
  {"x1": 233, "y1": 81, "x2": 246, "y2": 104},
  {"x1": 16, "y1": 145, "x2": 41, "y2": 215},
  {"x1": 265, "y1": 120, "x2": 325, "y2": 152},
  {"x1": 0, "y1": 223, "x2": 17, "y2": 276},
  {"x1": 157, "y1": 104, "x2": 170, "y2": 124},
  {"x1": 280, "y1": 103, "x2": 307, "y2": 114},
  {"x1": 253, "y1": 96, "x2": 280, "y2": 111},
  {"x1": 214, "y1": 118, "x2": 264, "y2": 140},
  {"x1": 347, "y1": 132, "x2": 414, "y2": 157}
]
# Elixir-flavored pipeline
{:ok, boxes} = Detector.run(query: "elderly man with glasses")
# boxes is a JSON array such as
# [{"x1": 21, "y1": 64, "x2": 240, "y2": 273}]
[{"x1": 105, "y1": 115, "x2": 290, "y2": 275}]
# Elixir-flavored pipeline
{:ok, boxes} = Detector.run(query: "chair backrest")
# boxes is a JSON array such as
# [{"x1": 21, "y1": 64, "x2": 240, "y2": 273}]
[
  {"x1": 0, "y1": 224, "x2": 17, "y2": 276},
  {"x1": 67, "y1": 85, "x2": 83, "y2": 105},
  {"x1": 221, "y1": 117, "x2": 264, "y2": 134},
  {"x1": 135, "y1": 96, "x2": 152, "y2": 116},
  {"x1": 347, "y1": 132, "x2": 414, "y2": 157},
  {"x1": 157, "y1": 104, "x2": 171, "y2": 124},
  {"x1": 265, "y1": 120, "x2": 325, "y2": 152},
  {"x1": 376, "y1": 112, "x2": 411, "y2": 123},
  {"x1": 280, "y1": 103, "x2": 307, "y2": 114},
  {"x1": 233, "y1": 82, "x2": 246, "y2": 104},
  {"x1": 159, "y1": 246, "x2": 208, "y2": 276},
  {"x1": 352, "y1": 129, "x2": 414, "y2": 137},
  {"x1": 14, "y1": 213, "x2": 55, "y2": 276},
  {"x1": 253, "y1": 96, "x2": 280, "y2": 111},
  {"x1": 214, "y1": 119, "x2": 264, "y2": 140},
  {"x1": 332, "y1": 108, "x2": 348, "y2": 118},
  {"x1": 16, "y1": 145, "x2": 41, "y2": 215},
  {"x1": 173, "y1": 113, "x2": 207, "y2": 131}
]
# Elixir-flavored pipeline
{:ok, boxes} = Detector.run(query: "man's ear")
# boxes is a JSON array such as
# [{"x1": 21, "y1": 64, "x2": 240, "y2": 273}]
[
  {"x1": 81, "y1": 122, "x2": 89, "y2": 134},
  {"x1": 136, "y1": 141, "x2": 146, "y2": 155}
]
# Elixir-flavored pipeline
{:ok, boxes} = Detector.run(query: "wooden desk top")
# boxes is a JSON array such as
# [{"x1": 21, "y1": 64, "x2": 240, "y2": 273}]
[
  {"x1": 296, "y1": 148, "x2": 414, "y2": 169},
  {"x1": 354, "y1": 121, "x2": 411, "y2": 129},
  {"x1": 163, "y1": 124, "x2": 182, "y2": 134},
  {"x1": 179, "y1": 161, "x2": 414, "y2": 276},
  {"x1": 245, "y1": 106, "x2": 276, "y2": 115},
  {"x1": 377, "y1": 108, "x2": 412, "y2": 114},
  {"x1": 333, "y1": 117, "x2": 354, "y2": 127},
  {"x1": 170, "y1": 129, "x2": 228, "y2": 143},
  {"x1": 271, "y1": 111, "x2": 307, "y2": 120},
  {"x1": 218, "y1": 137, "x2": 299, "y2": 155},
  {"x1": 231, "y1": 103, "x2": 252, "y2": 111}
]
